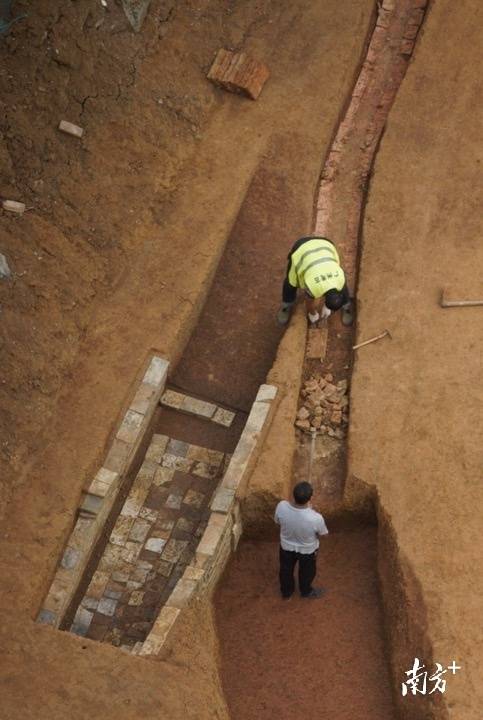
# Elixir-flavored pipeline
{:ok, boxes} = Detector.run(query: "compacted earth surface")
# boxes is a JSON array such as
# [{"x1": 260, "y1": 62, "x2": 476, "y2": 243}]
[{"x1": 215, "y1": 526, "x2": 396, "y2": 720}]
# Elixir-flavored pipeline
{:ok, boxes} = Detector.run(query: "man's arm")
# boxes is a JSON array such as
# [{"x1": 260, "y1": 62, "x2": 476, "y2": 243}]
[
  {"x1": 274, "y1": 501, "x2": 282, "y2": 525},
  {"x1": 305, "y1": 295, "x2": 320, "y2": 315},
  {"x1": 316, "y1": 514, "x2": 329, "y2": 536}
]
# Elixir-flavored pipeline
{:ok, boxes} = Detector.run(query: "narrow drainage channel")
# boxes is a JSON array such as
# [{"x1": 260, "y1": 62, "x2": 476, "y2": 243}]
[{"x1": 214, "y1": 1, "x2": 427, "y2": 719}]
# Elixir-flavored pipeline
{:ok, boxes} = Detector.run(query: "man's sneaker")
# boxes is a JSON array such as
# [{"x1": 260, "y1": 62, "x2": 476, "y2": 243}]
[
  {"x1": 301, "y1": 587, "x2": 326, "y2": 599},
  {"x1": 277, "y1": 303, "x2": 294, "y2": 326},
  {"x1": 341, "y1": 302, "x2": 354, "y2": 327},
  {"x1": 281, "y1": 593, "x2": 293, "y2": 601}
]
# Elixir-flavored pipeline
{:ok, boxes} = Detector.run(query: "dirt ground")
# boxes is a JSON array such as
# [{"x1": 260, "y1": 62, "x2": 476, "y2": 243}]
[
  {"x1": 0, "y1": 1, "x2": 374, "y2": 718},
  {"x1": 346, "y1": 2, "x2": 483, "y2": 718},
  {"x1": 215, "y1": 527, "x2": 396, "y2": 720}
]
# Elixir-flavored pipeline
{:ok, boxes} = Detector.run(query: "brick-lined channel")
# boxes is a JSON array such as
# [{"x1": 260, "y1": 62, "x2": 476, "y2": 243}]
[{"x1": 293, "y1": 0, "x2": 428, "y2": 512}]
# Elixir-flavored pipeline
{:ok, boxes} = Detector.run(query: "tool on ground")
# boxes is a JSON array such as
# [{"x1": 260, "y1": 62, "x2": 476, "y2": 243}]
[
  {"x1": 308, "y1": 428, "x2": 317, "y2": 483},
  {"x1": 439, "y1": 290, "x2": 483, "y2": 308},
  {"x1": 352, "y1": 329, "x2": 391, "y2": 350}
]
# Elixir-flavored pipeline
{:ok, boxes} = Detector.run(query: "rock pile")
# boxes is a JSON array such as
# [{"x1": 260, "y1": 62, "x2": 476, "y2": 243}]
[{"x1": 295, "y1": 374, "x2": 349, "y2": 438}]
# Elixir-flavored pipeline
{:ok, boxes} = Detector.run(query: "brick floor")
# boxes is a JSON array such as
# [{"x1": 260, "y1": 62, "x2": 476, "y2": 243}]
[{"x1": 71, "y1": 433, "x2": 227, "y2": 649}]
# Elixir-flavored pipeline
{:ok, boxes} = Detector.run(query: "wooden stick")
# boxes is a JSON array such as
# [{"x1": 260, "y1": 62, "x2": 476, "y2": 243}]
[
  {"x1": 440, "y1": 298, "x2": 483, "y2": 308},
  {"x1": 352, "y1": 329, "x2": 390, "y2": 350}
]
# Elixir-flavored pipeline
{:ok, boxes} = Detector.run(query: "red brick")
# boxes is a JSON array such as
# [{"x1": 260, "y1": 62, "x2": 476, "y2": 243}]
[{"x1": 207, "y1": 49, "x2": 269, "y2": 100}]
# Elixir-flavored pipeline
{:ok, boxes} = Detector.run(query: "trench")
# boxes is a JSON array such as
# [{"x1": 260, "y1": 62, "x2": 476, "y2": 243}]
[
  {"x1": 212, "y1": 1, "x2": 428, "y2": 719},
  {"x1": 50, "y1": 0, "x2": 427, "y2": 712}
]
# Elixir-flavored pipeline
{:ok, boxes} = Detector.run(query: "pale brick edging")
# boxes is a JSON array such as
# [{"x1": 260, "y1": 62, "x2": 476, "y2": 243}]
[
  {"x1": 36, "y1": 356, "x2": 170, "y2": 629},
  {"x1": 138, "y1": 383, "x2": 278, "y2": 656},
  {"x1": 161, "y1": 389, "x2": 236, "y2": 427}
]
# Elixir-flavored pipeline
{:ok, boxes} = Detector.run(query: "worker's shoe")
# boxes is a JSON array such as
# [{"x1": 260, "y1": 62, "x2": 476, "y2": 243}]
[
  {"x1": 277, "y1": 302, "x2": 294, "y2": 326},
  {"x1": 341, "y1": 301, "x2": 354, "y2": 327},
  {"x1": 301, "y1": 587, "x2": 326, "y2": 599}
]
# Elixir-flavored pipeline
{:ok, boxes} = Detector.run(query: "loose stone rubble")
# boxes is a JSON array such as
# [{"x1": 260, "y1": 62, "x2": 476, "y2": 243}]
[{"x1": 295, "y1": 374, "x2": 349, "y2": 439}]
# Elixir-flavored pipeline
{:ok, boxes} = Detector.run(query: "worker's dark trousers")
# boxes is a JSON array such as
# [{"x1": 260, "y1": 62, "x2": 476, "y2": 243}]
[
  {"x1": 282, "y1": 235, "x2": 350, "y2": 305},
  {"x1": 279, "y1": 547, "x2": 317, "y2": 597}
]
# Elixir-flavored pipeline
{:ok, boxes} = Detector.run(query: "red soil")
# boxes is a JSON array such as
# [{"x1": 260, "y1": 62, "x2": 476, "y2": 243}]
[{"x1": 215, "y1": 527, "x2": 396, "y2": 720}]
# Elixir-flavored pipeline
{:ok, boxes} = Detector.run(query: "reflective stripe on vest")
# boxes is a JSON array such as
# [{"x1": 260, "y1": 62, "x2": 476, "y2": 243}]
[{"x1": 288, "y1": 238, "x2": 344, "y2": 297}]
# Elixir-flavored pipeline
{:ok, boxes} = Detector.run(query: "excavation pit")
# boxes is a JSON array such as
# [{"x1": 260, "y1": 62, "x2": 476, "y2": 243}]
[{"x1": 214, "y1": 519, "x2": 397, "y2": 720}]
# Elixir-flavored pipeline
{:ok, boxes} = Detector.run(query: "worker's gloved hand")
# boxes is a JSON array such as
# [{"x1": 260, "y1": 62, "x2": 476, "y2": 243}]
[
  {"x1": 320, "y1": 305, "x2": 332, "y2": 321},
  {"x1": 308, "y1": 311, "x2": 320, "y2": 324}
]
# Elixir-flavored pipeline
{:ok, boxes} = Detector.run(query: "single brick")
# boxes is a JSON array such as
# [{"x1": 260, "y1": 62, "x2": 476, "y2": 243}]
[
  {"x1": 212, "y1": 407, "x2": 236, "y2": 427},
  {"x1": 122, "y1": 541, "x2": 143, "y2": 564},
  {"x1": 98, "y1": 597, "x2": 118, "y2": 616},
  {"x1": 71, "y1": 607, "x2": 93, "y2": 635},
  {"x1": 37, "y1": 609, "x2": 57, "y2": 626},
  {"x1": 143, "y1": 356, "x2": 169, "y2": 387},
  {"x1": 207, "y1": 49, "x2": 270, "y2": 100},
  {"x1": 166, "y1": 578, "x2": 197, "y2": 609},
  {"x1": 255, "y1": 384, "x2": 278, "y2": 403},
  {"x1": 128, "y1": 590, "x2": 145, "y2": 606},
  {"x1": 183, "y1": 489, "x2": 205, "y2": 509},
  {"x1": 181, "y1": 395, "x2": 217, "y2": 419},
  {"x1": 165, "y1": 493, "x2": 183, "y2": 510},
  {"x1": 130, "y1": 382, "x2": 157, "y2": 415},
  {"x1": 139, "y1": 507, "x2": 159, "y2": 522},
  {"x1": 145, "y1": 537, "x2": 167, "y2": 554},
  {"x1": 88, "y1": 467, "x2": 118, "y2": 498},
  {"x1": 210, "y1": 487, "x2": 236, "y2": 514},
  {"x1": 110, "y1": 515, "x2": 135, "y2": 546},
  {"x1": 166, "y1": 438, "x2": 190, "y2": 458},
  {"x1": 129, "y1": 519, "x2": 151, "y2": 544},
  {"x1": 116, "y1": 409, "x2": 144, "y2": 445},
  {"x1": 58, "y1": 120, "x2": 84, "y2": 138},
  {"x1": 161, "y1": 453, "x2": 192, "y2": 472},
  {"x1": 104, "y1": 438, "x2": 131, "y2": 474},
  {"x1": 153, "y1": 466, "x2": 174, "y2": 487},
  {"x1": 145, "y1": 434, "x2": 170, "y2": 463},
  {"x1": 2, "y1": 199, "x2": 26, "y2": 214},
  {"x1": 61, "y1": 546, "x2": 80, "y2": 570},
  {"x1": 79, "y1": 493, "x2": 103, "y2": 516},
  {"x1": 162, "y1": 539, "x2": 188, "y2": 563},
  {"x1": 160, "y1": 389, "x2": 184, "y2": 409},
  {"x1": 192, "y1": 461, "x2": 217, "y2": 480}
]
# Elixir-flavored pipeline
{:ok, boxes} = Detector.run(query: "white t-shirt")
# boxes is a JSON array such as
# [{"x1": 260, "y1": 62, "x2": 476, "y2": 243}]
[{"x1": 274, "y1": 500, "x2": 328, "y2": 554}]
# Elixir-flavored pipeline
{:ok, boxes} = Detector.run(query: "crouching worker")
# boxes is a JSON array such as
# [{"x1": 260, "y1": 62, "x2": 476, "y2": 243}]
[
  {"x1": 277, "y1": 235, "x2": 353, "y2": 326},
  {"x1": 274, "y1": 481, "x2": 329, "y2": 600}
]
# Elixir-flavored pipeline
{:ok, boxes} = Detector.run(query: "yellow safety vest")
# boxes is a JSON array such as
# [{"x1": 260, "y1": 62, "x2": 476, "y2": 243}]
[{"x1": 288, "y1": 238, "x2": 345, "y2": 298}]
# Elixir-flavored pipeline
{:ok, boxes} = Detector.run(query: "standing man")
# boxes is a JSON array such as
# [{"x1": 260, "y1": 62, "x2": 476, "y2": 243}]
[
  {"x1": 274, "y1": 481, "x2": 329, "y2": 600},
  {"x1": 277, "y1": 235, "x2": 353, "y2": 326}
]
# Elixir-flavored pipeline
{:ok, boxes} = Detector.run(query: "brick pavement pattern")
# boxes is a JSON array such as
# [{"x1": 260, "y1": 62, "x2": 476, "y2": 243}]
[{"x1": 71, "y1": 434, "x2": 228, "y2": 649}]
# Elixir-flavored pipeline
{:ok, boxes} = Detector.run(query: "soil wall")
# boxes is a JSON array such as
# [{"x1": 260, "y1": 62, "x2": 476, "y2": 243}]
[
  {"x1": 242, "y1": 303, "x2": 306, "y2": 535},
  {"x1": 346, "y1": 1, "x2": 483, "y2": 718}
]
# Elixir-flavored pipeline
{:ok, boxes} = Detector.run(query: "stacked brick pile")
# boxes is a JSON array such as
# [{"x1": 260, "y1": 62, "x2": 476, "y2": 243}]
[{"x1": 295, "y1": 374, "x2": 349, "y2": 438}]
